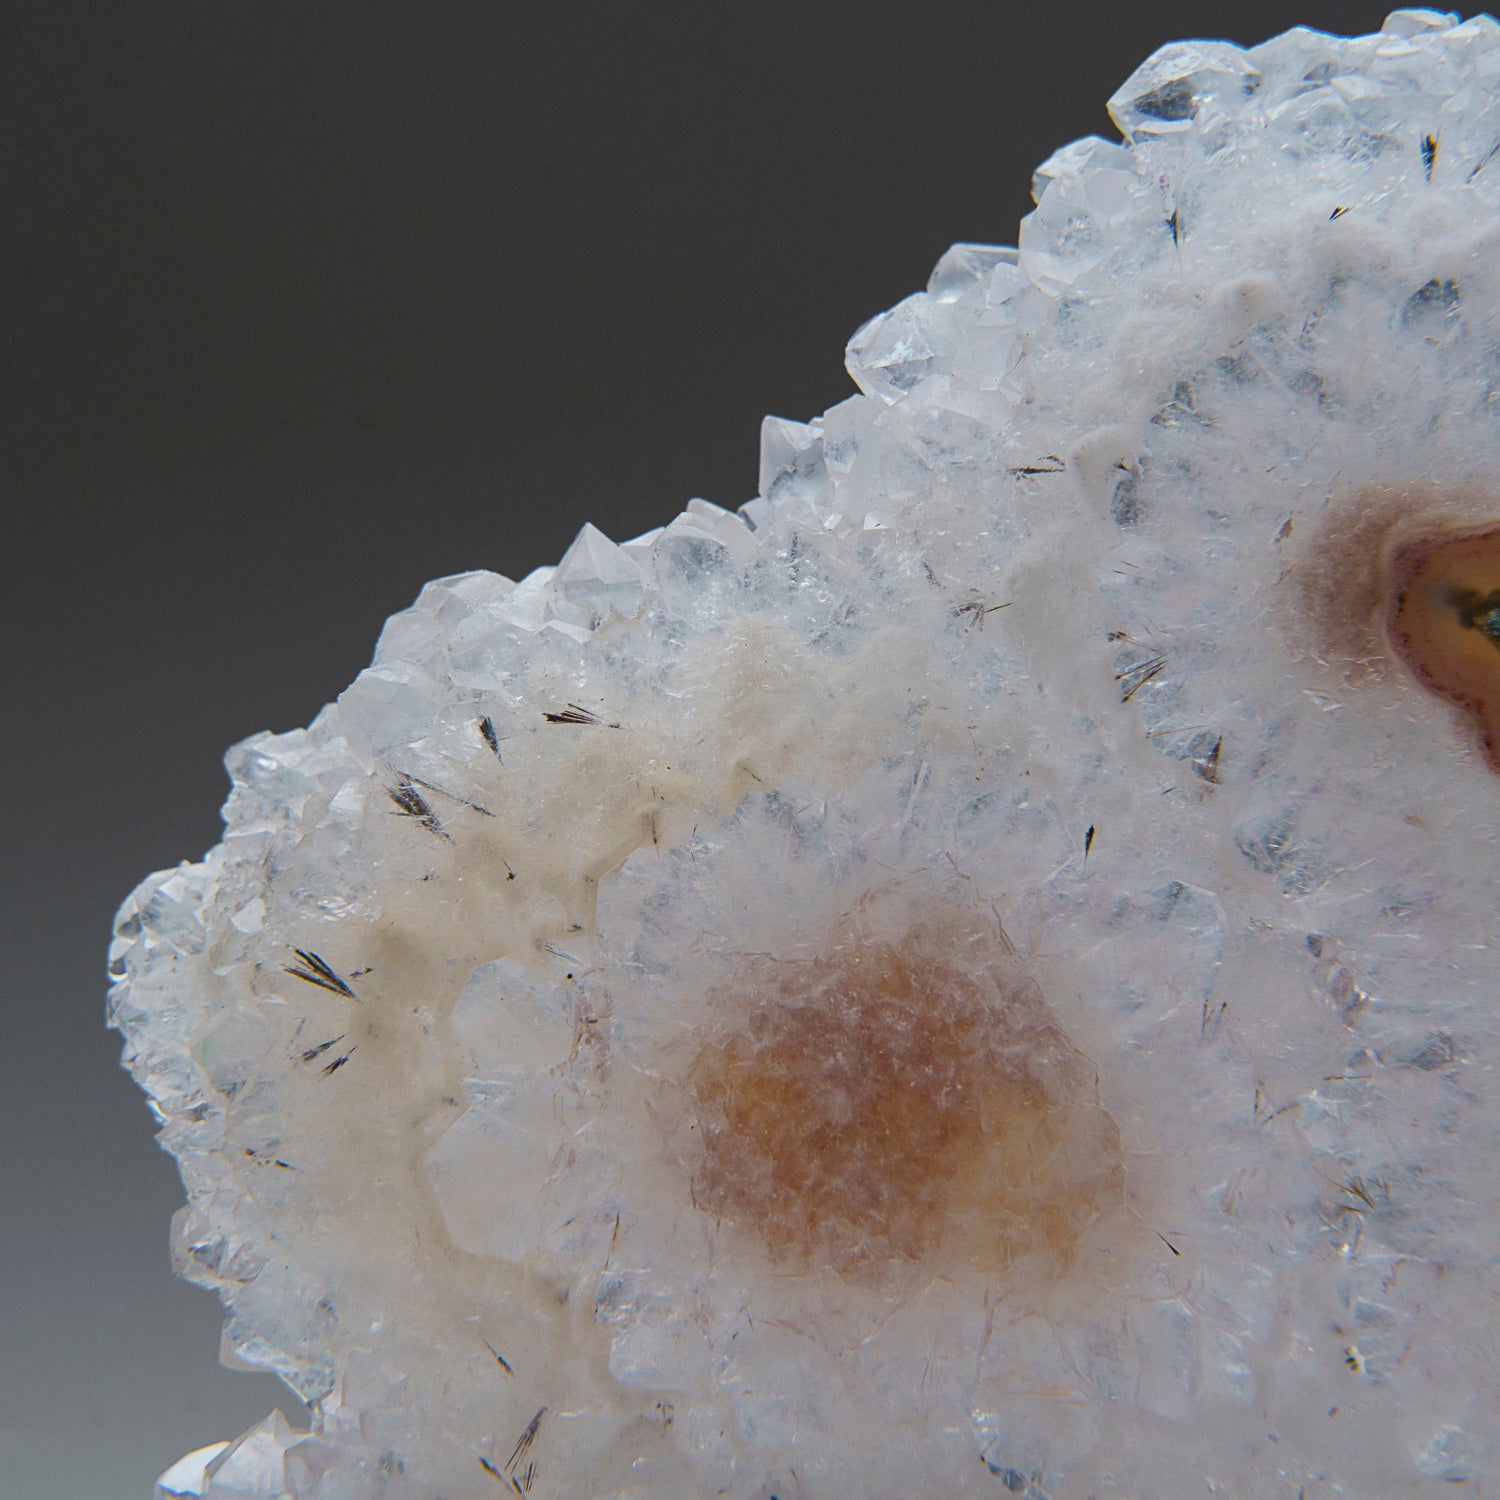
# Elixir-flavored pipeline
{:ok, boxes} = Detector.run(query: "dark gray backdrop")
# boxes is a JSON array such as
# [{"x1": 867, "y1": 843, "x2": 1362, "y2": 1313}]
[{"x1": 3, "y1": 2, "x2": 1401, "y2": 1494}]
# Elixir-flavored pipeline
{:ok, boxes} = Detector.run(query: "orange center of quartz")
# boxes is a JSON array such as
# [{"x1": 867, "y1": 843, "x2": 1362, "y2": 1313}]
[
  {"x1": 681, "y1": 928, "x2": 1124, "y2": 1278},
  {"x1": 1389, "y1": 526, "x2": 1500, "y2": 770}
]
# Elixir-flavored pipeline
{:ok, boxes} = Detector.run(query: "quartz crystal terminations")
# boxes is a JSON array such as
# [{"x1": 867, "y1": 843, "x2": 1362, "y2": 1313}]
[{"x1": 113, "y1": 10, "x2": 1500, "y2": 1498}]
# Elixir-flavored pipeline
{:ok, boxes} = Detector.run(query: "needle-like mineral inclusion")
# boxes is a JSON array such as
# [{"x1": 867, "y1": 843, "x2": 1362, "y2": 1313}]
[{"x1": 118, "y1": 10, "x2": 1500, "y2": 1500}]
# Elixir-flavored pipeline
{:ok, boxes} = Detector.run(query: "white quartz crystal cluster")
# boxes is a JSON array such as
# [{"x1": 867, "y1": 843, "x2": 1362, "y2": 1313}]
[{"x1": 115, "y1": 11, "x2": 1500, "y2": 1498}]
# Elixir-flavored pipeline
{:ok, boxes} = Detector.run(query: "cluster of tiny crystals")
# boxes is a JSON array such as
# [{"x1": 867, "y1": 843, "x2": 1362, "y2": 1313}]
[{"x1": 116, "y1": 11, "x2": 1500, "y2": 1499}]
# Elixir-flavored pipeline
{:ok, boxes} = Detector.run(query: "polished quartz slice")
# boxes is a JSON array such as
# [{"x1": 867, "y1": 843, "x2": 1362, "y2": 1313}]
[{"x1": 115, "y1": 11, "x2": 1500, "y2": 1497}]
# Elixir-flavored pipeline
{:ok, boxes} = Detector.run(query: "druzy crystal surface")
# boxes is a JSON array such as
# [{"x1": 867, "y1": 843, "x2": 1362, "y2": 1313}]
[{"x1": 114, "y1": 12, "x2": 1500, "y2": 1498}]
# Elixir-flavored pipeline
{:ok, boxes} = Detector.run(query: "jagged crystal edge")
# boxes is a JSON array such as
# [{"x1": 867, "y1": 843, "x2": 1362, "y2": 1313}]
[{"x1": 113, "y1": 10, "x2": 1500, "y2": 1498}]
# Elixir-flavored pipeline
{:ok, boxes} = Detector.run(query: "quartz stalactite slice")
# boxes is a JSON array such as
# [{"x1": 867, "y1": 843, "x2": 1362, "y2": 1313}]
[{"x1": 117, "y1": 11, "x2": 1500, "y2": 1500}]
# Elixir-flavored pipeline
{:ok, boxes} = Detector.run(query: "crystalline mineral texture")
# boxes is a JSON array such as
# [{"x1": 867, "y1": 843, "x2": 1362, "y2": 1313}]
[{"x1": 115, "y1": 11, "x2": 1500, "y2": 1499}]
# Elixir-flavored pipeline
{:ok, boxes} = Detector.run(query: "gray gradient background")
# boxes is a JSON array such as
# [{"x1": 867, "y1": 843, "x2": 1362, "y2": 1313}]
[{"x1": 4, "y1": 2, "x2": 1401, "y2": 1494}]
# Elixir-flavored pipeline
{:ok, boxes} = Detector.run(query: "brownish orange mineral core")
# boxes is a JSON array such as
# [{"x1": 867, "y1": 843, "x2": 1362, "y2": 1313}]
[
  {"x1": 1388, "y1": 524, "x2": 1500, "y2": 772},
  {"x1": 677, "y1": 913, "x2": 1126, "y2": 1282}
]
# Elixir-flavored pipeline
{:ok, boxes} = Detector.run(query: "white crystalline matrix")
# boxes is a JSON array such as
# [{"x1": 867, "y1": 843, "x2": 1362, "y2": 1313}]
[{"x1": 114, "y1": 11, "x2": 1500, "y2": 1499}]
